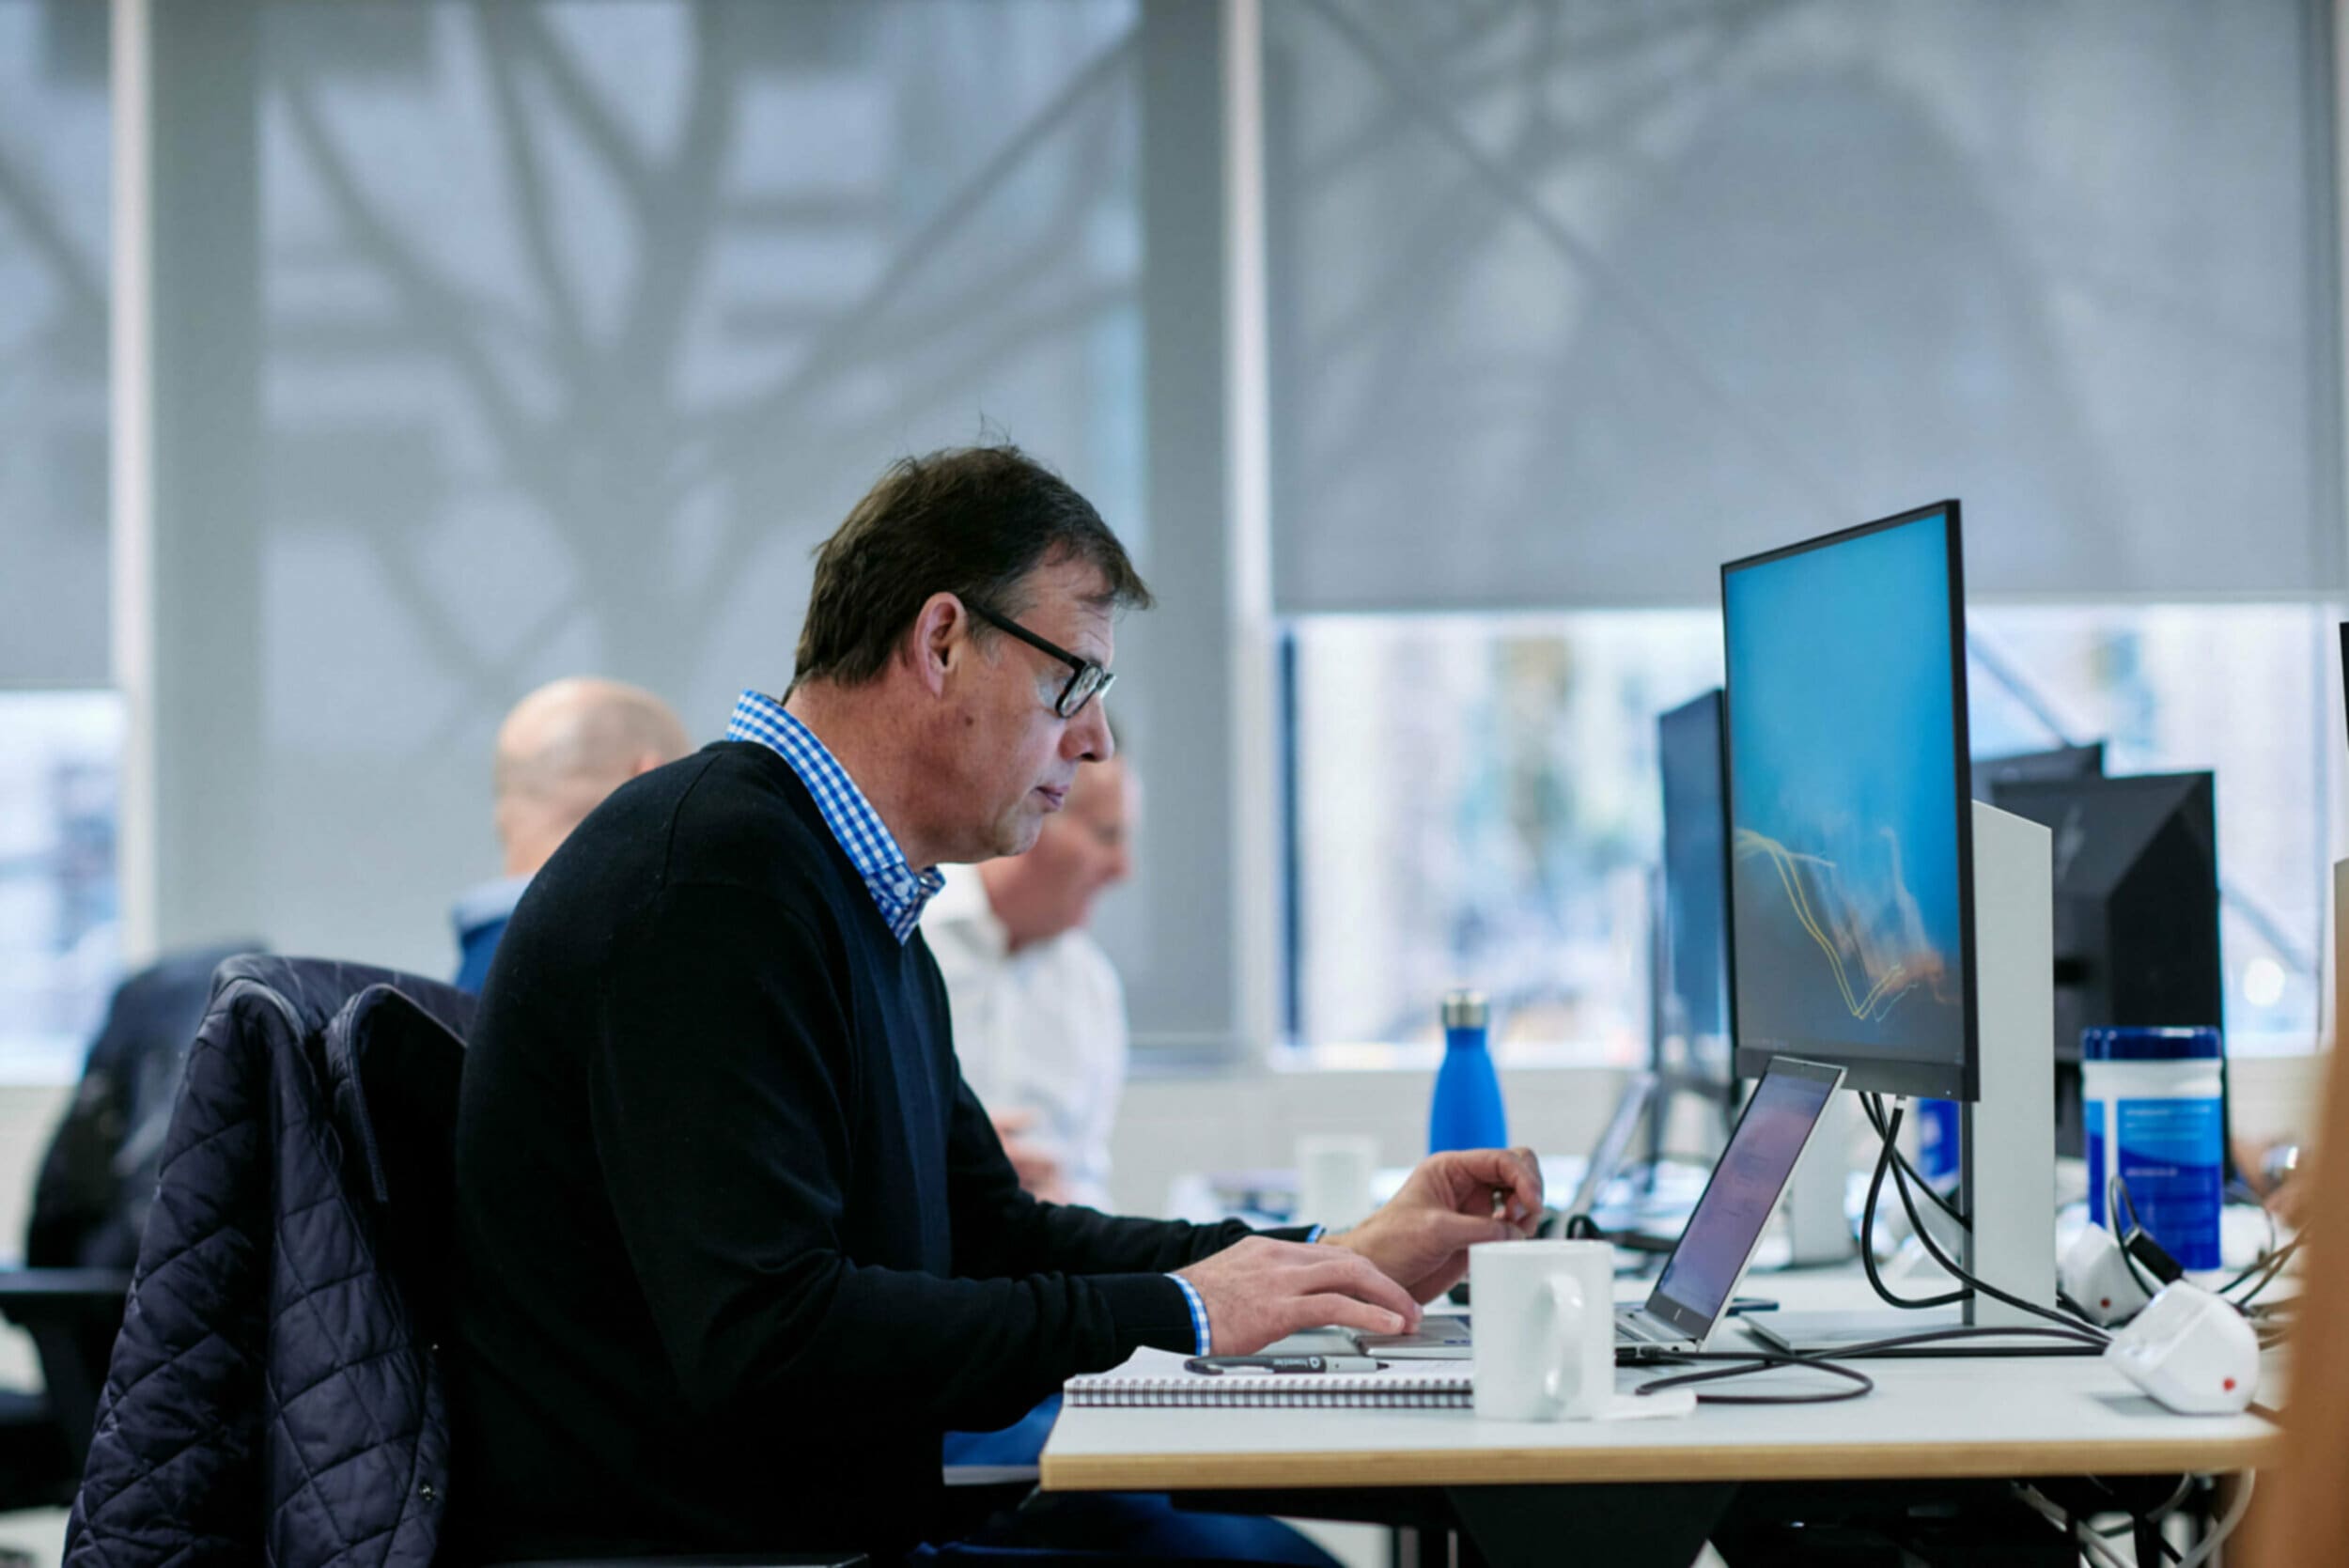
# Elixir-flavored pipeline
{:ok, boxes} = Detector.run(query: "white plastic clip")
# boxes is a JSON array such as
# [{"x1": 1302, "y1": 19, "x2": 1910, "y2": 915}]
[
  {"x1": 2058, "y1": 1226, "x2": 2153, "y2": 1327},
  {"x1": 2103, "y1": 1281, "x2": 2259, "y2": 1415}
]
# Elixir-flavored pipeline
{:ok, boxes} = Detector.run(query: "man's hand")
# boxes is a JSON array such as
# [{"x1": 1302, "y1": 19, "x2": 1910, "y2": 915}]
[
  {"x1": 1174, "y1": 1236, "x2": 1424, "y2": 1354},
  {"x1": 992, "y1": 1110, "x2": 1068, "y2": 1203},
  {"x1": 1328, "y1": 1147, "x2": 1544, "y2": 1302}
]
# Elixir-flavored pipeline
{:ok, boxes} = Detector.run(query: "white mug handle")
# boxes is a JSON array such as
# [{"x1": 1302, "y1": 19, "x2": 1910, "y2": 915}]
[{"x1": 1538, "y1": 1276, "x2": 1585, "y2": 1408}]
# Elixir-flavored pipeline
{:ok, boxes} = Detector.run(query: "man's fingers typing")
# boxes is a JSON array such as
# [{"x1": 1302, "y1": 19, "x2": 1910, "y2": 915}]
[
  {"x1": 1289, "y1": 1295, "x2": 1408, "y2": 1340},
  {"x1": 1298, "y1": 1254, "x2": 1421, "y2": 1327},
  {"x1": 1178, "y1": 1234, "x2": 1439, "y2": 1351}
]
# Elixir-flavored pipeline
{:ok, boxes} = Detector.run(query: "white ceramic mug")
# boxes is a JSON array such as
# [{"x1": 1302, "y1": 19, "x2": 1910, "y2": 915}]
[
  {"x1": 1470, "y1": 1240, "x2": 1616, "y2": 1421},
  {"x1": 1295, "y1": 1134, "x2": 1378, "y2": 1231}
]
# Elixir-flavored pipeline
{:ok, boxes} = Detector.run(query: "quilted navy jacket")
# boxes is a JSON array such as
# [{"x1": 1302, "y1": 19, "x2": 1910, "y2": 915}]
[{"x1": 65, "y1": 956, "x2": 474, "y2": 1568}]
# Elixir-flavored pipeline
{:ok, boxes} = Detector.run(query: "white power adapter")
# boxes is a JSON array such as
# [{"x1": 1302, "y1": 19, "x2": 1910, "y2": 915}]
[
  {"x1": 2103, "y1": 1281, "x2": 2260, "y2": 1416},
  {"x1": 2058, "y1": 1226, "x2": 2154, "y2": 1327}
]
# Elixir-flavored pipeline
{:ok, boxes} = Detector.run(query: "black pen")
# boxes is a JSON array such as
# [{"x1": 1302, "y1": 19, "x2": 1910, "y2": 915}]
[{"x1": 1183, "y1": 1355, "x2": 1387, "y2": 1375}]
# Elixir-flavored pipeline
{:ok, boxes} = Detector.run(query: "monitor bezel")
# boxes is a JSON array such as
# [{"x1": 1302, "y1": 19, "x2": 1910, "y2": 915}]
[{"x1": 1719, "y1": 500, "x2": 1980, "y2": 1102}]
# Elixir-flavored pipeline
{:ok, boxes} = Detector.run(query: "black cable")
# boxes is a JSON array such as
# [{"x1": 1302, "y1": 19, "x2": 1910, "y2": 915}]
[
  {"x1": 1858, "y1": 1093, "x2": 1970, "y2": 1232},
  {"x1": 1631, "y1": 1323, "x2": 2105, "y2": 1408},
  {"x1": 2109, "y1": 1169, "x2": 2144, "y2": 1233},
  {"x1": 1872, "y1": 1099, "x2": 2108, "y2": 1340},
  {"x1": 1635, "y1": 1351, "x2": 1875, "y2": 1405},
  {"x1": 2231, "y1": 1240, "x2": 2301, "y2": 1308},
  {"x1": 2109, "y1": 1170, "x2": 2298, "y2": 1309},
  {"x1": 1830, "y1": 1325, "x2": 2106, "y2": 1357},
  {"x1": 2107, "y1": 1174, "x2": 2165, "y2": 1304},
  {"x1": 2093, "y1": 1516, "x2": 2184, "y2": 1563},
  {"x1": 1859, "y1": 1100, "x2": 1968, "y2": 1312},
  {"x1": 2218, "y1": 1236, "x2": 2301, "y2": 1299},
  {"x1": 2215, "y1": 1245, "x2": 2285, "y2": 1296}
]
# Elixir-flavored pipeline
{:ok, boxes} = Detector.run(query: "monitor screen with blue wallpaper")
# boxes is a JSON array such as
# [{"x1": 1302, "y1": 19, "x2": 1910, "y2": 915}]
[{"x1": 1720, "y1": 503, "x2": 1978, "y2": 1099}]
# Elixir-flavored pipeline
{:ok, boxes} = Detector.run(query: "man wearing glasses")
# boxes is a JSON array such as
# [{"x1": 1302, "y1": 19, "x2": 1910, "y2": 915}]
[{"x1": 451, "y1": 445, "x2": 1543, "y2": 1563}]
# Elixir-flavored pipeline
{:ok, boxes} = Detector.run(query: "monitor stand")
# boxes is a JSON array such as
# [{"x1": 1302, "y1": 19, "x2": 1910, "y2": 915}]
[
  {"x1": 1747, "y1": 801, "x2": 2057, "y2": 1353},
  {"x1": 1783, "y1": 1093, "x2": 1859, "y2": 1265}
]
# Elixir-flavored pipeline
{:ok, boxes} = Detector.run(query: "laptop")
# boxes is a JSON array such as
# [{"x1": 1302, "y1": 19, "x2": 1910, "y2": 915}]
[
  {"x1": 1357, "y1": 1056, "x2": 1846, "y2": 1360},
  {"x1": 1556, "y1": 1071, "x2": 1658, "y2": 1226}
]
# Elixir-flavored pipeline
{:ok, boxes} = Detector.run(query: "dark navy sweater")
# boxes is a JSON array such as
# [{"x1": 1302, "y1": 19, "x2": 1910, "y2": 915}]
[{"x1": 450, "y1": 742, "x2": 1260, "y2": 1560}]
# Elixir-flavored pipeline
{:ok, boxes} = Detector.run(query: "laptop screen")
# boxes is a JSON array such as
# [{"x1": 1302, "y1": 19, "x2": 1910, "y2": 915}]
[
  {"x1": 1642, "y1": 1058, "x2": 1843, "y2": 1340},
  {"x1": 1565, "y1": 1074, "x2": 1657, "y2": 1218}
]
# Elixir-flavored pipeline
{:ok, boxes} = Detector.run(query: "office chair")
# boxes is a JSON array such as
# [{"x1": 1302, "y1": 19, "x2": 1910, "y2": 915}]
[
  {"x1": 62, "y1": 955, "x2": 859, "y2": 1568},
  {"x1": 0, "y1": 943, "x2": 251, "y2": 1512}
]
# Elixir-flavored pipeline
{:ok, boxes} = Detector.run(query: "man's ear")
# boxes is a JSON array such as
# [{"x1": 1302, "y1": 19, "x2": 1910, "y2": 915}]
[{"x1": 908, "y1": 592, "x2": 969, "y2": 696}]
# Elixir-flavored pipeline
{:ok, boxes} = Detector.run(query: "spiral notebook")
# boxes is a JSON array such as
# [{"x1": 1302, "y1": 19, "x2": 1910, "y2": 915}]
[{"x1": 1065, "y1": 1350, "x2": 1471, "y2": 1409}]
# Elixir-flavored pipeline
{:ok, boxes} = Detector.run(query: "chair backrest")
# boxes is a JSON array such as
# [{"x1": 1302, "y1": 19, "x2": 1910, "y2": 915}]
[
  {"x1": 28, "y1": 942, "x2": 257, "y2": 1271},
  {"x1": 12, "y1": 943, "x2": 255, "y2": 1484}
]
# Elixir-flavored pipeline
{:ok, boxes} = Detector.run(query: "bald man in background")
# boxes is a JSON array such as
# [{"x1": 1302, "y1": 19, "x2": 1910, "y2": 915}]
[{"x1": 453, "y1": 677, "x2": 692, "y2": 993}]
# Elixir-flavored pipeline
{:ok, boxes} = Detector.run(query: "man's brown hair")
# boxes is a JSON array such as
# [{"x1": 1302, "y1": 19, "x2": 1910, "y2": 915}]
[{"x1": 792, "y1": 445, "x2": 1152, "y2": 692}]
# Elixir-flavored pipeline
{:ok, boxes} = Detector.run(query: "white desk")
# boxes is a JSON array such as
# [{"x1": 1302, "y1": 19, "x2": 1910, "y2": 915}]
[{"x1": 1041, "y1": 1276, "x2": 2281, "y2": 1567}]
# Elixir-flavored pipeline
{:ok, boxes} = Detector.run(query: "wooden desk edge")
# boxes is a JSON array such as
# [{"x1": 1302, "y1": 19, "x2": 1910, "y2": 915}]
[{"x1": 1041, "y1": 1431, "x2": 2286, "y2": 1492}]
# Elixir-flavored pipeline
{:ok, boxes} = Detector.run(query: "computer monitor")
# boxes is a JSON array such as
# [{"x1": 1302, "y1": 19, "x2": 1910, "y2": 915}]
[
  {"x1": 1720, "y1": 501, "x2": 1977, "y2": 1100},
  {"x1": 1658, "y1": 691, "x2": 1731, "y2": 1061},
  {"x1": 1971, "y1": 742, "x2": 2104, "y2": 803},
  {"x1": 1649, "y1": 690, "x2": 1740, "y2": 1169},
  {"x1": 1988, "y1": 771, "x2": 2223, "y2": 1158}
]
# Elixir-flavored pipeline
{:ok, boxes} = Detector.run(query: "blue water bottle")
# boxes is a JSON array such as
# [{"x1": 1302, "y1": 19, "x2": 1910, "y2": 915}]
[{"x1": 1430, "y1": 989, "x2": 1508, "y2": 1154}]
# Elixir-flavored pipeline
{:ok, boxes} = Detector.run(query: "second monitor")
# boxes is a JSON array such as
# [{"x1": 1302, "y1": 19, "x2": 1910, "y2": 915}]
[
  {"x1": 1990, "y1": 770, "x2": 2224, "y2": 1160},
  {"x1": 1720, "y1": 500, "x2": 2057, "y2": 1334}
]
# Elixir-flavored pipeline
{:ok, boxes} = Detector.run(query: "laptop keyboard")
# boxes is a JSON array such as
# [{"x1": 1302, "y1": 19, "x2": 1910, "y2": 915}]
[{"x1": 1615, "y1": 1306, "x2": 1668, "y2": 1344}]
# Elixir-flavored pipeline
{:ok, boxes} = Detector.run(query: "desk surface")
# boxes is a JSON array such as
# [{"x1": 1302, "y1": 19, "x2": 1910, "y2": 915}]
[
  {"x1": 1041, "y1": 1275, "x2": 2283, "y2": 1493},
  {"x1": 1042, "y1": 1355, "x2": 2280, "y2": 1492}
]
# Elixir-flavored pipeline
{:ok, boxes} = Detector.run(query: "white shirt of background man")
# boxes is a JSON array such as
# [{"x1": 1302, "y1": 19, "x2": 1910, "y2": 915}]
[{"x1": 926, "y1": 866, "x2": 1128, "y2": 1210}]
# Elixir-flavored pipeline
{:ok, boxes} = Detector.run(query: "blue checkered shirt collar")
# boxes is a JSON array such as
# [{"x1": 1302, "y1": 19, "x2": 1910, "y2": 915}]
[{"x1": 725, "y1": 690, "x2": 944, "y2": 944}]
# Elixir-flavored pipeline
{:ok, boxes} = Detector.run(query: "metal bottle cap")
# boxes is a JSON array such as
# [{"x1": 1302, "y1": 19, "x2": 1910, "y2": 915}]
[{"x1": 1440, "y1": 989, "x2": 1486, "y2": 1031}]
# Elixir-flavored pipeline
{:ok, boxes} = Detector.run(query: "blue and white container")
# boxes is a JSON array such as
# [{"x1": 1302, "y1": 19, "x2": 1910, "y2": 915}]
[
  {"x1": 1429, "y1": 989, "x2": 1508, "y2": 1155},
  {"x1": 2082, "y1": 1026, "x2": 2225, "y2": 1271}
]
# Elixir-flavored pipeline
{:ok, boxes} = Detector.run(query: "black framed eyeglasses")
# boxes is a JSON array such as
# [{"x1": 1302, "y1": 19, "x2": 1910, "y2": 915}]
[{"x1": 965, "y1": 602, "x2": 1115, "y2": 719}]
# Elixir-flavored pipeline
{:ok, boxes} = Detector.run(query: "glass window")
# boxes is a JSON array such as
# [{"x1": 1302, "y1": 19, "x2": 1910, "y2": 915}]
[
  {"x1": 0, "y1": 691, "x2": 122, "y2": 1080},
  {"x1": 1285, "y1": 603, "x2": 2336, "y2": 1063},
  {"x1": 1285, "y1": 613, "x2": 1721, "y2": 1065},
  {"x1": 1969, "y1": 603, "x2": 2338, "y2": 1058},
  {"x1": 0, "y1": 0, "x2": 110, "y2": 688}
]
